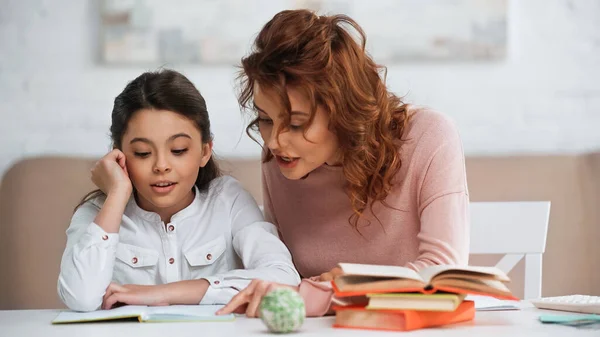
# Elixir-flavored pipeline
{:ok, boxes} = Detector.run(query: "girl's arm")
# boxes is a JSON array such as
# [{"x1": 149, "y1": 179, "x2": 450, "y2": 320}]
[
  {"x1": 57, "y1": 196, "x2": 127, "y2": 311},
  {"x1": 57, "y1": 150, "x2": 132, "y2": 311},
  {"x1": 200, "y1": 178, "x2": 301, "y2": 305},
  {"x1": 100, "y1": 279, "x2": 211, "y2": 309}
]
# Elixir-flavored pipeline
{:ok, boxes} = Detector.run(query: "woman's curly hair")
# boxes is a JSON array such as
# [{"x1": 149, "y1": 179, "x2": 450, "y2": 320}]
[{"x1": 238, "y1": 9, "x2": 410, "y2": 229}]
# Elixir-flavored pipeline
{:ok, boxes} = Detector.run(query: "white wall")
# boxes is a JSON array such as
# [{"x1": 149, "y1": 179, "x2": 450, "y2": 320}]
[{"x1": 0, "y1": 0, "x2": 599, "y2": 176}]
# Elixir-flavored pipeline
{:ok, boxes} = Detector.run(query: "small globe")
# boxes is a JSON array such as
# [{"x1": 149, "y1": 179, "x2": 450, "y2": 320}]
[{"x1": 258, "y1": 287, "x2": 306, "y2": 333}]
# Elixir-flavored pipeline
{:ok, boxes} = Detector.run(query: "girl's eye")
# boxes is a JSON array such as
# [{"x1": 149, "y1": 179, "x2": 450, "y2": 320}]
[
  {"x1": 289, "y1": 124, "x2": 304, "y2": 131},
  {"x1": 134, "y1": 152, "x2": 150, "y2": 158},
  {"x1": 172, "y1": 148, "x2": 188, "y2": 155}
]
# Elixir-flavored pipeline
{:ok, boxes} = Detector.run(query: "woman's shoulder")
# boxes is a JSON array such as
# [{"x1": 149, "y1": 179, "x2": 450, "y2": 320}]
[
  {"x1": 404, "y1": 107, "x2": 461, "y2": 141},
  {"x1": 398, "y1": 107, "x2": 465, "y2": 169}
]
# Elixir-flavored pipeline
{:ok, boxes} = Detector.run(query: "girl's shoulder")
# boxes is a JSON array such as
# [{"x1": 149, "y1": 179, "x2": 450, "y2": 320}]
[
  {"x1": 71, "y1": 193, "x2": 106, "y2": 219},
  {"x1": 206, "y1": 175, "x2": 252, "y2": 200},
  {"x1": 209, "y1": 174, "x2": 243, "y2": 190},
  {"x1": 79, "y1": 193, "x2": 106, "y2": 210}
]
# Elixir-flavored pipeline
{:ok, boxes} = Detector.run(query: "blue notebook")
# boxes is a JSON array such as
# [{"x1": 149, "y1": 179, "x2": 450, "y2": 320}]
[
  {"x1": 539, "y1": 314, "x2": 600, "y2": 329},
  {"x1": 52, "y1": 305, "x2": 235, "y2": 324}
]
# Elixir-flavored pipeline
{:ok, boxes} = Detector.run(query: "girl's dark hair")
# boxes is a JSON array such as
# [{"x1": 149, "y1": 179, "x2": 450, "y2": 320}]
[{"x1": 75, "y1": 69, "x2": 220, "y2": 211}]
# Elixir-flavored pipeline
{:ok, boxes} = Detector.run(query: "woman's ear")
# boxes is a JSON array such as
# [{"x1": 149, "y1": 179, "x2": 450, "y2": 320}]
[{"x1": 199, "y1": 141, "x2": 213, "y2": 168}]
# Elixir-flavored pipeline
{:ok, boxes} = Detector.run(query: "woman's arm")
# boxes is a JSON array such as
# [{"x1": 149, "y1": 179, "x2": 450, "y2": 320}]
[{"x1": 406, "y1": 115, "x2": 470, "y2": 270}]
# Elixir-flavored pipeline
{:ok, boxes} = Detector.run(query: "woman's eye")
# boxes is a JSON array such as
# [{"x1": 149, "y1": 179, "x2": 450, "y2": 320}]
[
  {"x1": 134, "y1": 152, "x2": 150, "y2": 158},
  {"x1": 258, "y1": 118, "x2": 273, "y2": 125},
  {"x1": 172, "y1": 148, "x2": 188, "y2": 155}
]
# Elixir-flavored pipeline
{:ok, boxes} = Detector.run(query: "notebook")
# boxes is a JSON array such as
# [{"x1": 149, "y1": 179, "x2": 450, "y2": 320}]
[
  {"x1": 466, "y1": 294, "x2": 520, "y2": 311},
  {"x1": 52, "y1": 305, "x2": 235, "y2": 324},
  {"x1": 332, "y1": 263, "x2": 517, "y2": 300},
  {"x1": 366, "y1": 293, "x2": 466, "y2": 312},
  {"x1": 333, "y1": 300, "x2": 475, "y2": 332}
]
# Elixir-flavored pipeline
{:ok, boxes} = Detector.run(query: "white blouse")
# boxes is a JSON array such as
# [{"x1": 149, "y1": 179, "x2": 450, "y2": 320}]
[{"x1": 57, "y1": 176, "x2": 300, "y2": 311}]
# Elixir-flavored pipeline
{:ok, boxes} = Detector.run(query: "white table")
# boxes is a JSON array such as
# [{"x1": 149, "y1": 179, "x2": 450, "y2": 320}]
[{"x1": 1, "y1": 305, "x2": 598, "y2": 337}]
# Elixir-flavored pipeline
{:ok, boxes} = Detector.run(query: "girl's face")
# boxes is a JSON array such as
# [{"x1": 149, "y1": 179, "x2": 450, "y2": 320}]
[
  {"x1": 254, "y1": 83, "x2": 341, "y2": 180},
  {"x1": 121, "y1": 109, "x2": 212, "y2": 221}
]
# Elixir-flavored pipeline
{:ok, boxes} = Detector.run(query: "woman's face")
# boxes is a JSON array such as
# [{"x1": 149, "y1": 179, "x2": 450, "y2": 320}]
[{"x1": 254, "y1": 83, "x2": 341, "y2": 180}]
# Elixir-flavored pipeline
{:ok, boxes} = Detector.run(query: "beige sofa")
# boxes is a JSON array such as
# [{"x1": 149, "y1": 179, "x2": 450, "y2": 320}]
[{"x1": 1, "y1": 153, "x2": 599, "y2": 309}]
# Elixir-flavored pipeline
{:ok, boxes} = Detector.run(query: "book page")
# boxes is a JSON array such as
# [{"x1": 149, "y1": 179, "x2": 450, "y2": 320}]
[
  {"x1": 338, "y1": 263, "x2": 424, "y2": 282},
  {"x1": 465, "y1": 295, "x2": 520, "y2": 311},
  {"x1": 433, "y1": 277, "x2": 514, "y2": 299},
  {"x1": 52, "y1": 305, "x2": 147, "y2": 324},
  {"x1": 146, "y1": 304, "x2": 224, "y2": 316},
  {"x1": 419, "y1": 265, "x2": 510, "y2": 284}
]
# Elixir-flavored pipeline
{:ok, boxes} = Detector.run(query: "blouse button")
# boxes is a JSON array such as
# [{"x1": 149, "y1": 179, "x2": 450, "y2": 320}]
[
  {"x1": 102, "y1": 235, "x2": 108, "y2": 241},
  {"x1": 206, "y1": 254, "x2": 212, "y2": 261},
  {"x1": 214, "y1": 280, "x2": 220, "y2": 285},
  {"x1": 169, "y1": 258, "x2": 175, "y2": 264},
  {"x1": 168, "y1": 225, "x2": 175, "y2": 232},
  {"x1": 132, "y1": 257, "x2": 138, "y2": 264}
]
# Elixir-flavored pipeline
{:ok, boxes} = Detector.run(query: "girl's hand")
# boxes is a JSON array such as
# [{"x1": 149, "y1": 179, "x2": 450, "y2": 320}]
[
  {"x1": 91, "y1": 149, "x2": 132, "y2": 198},
  {"x1": 216, "y1": 280, "x2": 299, "y2": 317},
  {"x1": 102, "y1": 283, "x2": 169, "y2": 310}
]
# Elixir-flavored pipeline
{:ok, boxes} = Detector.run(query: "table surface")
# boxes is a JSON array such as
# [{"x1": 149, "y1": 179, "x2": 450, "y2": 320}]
[{"x1": 1, "y1": 304, "x2": 598, "y2": 337}]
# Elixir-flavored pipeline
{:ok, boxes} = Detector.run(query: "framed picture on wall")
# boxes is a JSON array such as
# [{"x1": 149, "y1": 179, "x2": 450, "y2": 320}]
[{"x1": 99, "y1": 0, "x2": 507, "y2": 65}]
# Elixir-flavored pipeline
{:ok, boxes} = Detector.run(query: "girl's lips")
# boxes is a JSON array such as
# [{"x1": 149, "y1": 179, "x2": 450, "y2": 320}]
[{"x1": 150, "y1": 182, "x2": 177, "y2": 194}]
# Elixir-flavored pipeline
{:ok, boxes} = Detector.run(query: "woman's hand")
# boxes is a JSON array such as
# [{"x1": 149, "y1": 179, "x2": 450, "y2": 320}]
[
  {"x1": 216, "y1": 280, "x2": 299, "y2": 317},
  {"x1": 91, "y1": 149, "x2": 132, "y2": 198},
  {"x1": 316, "y1": 266, "x2": 343, "y2": 282},
  {"x1": 102, "y1": 282, "x2": 169, "y2": 310}
]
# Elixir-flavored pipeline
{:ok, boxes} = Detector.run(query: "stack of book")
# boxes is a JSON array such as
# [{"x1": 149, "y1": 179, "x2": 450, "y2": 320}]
[{"x1": 331, "y1": 263, "x2": 518, "y2": 332}]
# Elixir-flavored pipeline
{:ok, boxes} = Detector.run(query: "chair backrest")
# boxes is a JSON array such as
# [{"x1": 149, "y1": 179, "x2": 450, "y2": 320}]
[{"x1": 470, "y1": 201, "x2": 551, "y2": 299}]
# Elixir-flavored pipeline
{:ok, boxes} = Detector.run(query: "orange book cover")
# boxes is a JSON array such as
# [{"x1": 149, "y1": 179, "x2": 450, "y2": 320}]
[
  {"x1": 331, "y1": 281, "x2": 519, "y2": 301},
  {"x1": 333, "y1": 300, "x2": 475, "y2": 332}
]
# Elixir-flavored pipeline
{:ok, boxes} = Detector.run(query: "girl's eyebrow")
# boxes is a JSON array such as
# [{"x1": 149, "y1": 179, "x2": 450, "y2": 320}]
[{"x1": 129, "y1": 133, "x2": 191, "y2": 145}]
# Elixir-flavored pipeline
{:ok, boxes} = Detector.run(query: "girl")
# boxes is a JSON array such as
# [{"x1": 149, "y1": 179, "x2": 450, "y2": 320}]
[
  {"x1": 57, "y1": 69, "x2": 300, "y2": 312},
  {"x1": 218, "y1": 9, "x2": 470, "y2": 317}
]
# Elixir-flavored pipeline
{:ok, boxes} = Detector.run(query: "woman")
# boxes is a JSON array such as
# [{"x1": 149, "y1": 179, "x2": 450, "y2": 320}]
[{"x1": 217, "y1": 9, "x2": 470, "y2": 317}]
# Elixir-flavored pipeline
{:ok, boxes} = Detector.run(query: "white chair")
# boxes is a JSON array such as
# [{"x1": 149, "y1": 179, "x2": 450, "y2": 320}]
[{"x1": 470, "y1": 201, "x2": 551, "y2": 300}]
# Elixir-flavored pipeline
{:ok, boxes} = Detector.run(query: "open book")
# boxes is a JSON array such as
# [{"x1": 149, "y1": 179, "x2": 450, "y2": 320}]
[
  {"x1": 332, "y1": 263, "x2": 517, "y2": 300},
  {"x1": 52, "y1": 305, "x2": 234, "y2": 324}
]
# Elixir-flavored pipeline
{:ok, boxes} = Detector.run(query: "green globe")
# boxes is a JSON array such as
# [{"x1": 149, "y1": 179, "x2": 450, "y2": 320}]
[{"x1": 258, "y1": 287, "x2": 306, "y2": 333}]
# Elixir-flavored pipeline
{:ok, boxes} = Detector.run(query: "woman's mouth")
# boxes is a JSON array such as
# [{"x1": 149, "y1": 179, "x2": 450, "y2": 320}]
[{"x1": 276, "y1": 155, "x2": 300, "y2": 168}]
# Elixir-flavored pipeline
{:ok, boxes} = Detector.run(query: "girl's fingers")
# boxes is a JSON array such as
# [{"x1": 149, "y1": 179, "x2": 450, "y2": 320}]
[
  {"x1": 245, "y1": 281, "x2": 273, "y2": 317},
  {"x1": 216, "y1": 280, "x2": 258, "y2": 315}
]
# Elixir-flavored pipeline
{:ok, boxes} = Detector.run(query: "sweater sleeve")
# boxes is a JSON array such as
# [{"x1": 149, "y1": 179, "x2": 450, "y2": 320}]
[{"x1": 405, "y1": 114, "x2": 470, "y2": 271}]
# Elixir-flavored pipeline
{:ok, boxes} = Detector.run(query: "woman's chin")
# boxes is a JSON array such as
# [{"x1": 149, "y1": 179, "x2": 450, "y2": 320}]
[{"x1": 278, "y1": 164, "x2": 313, "y2": 180}]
